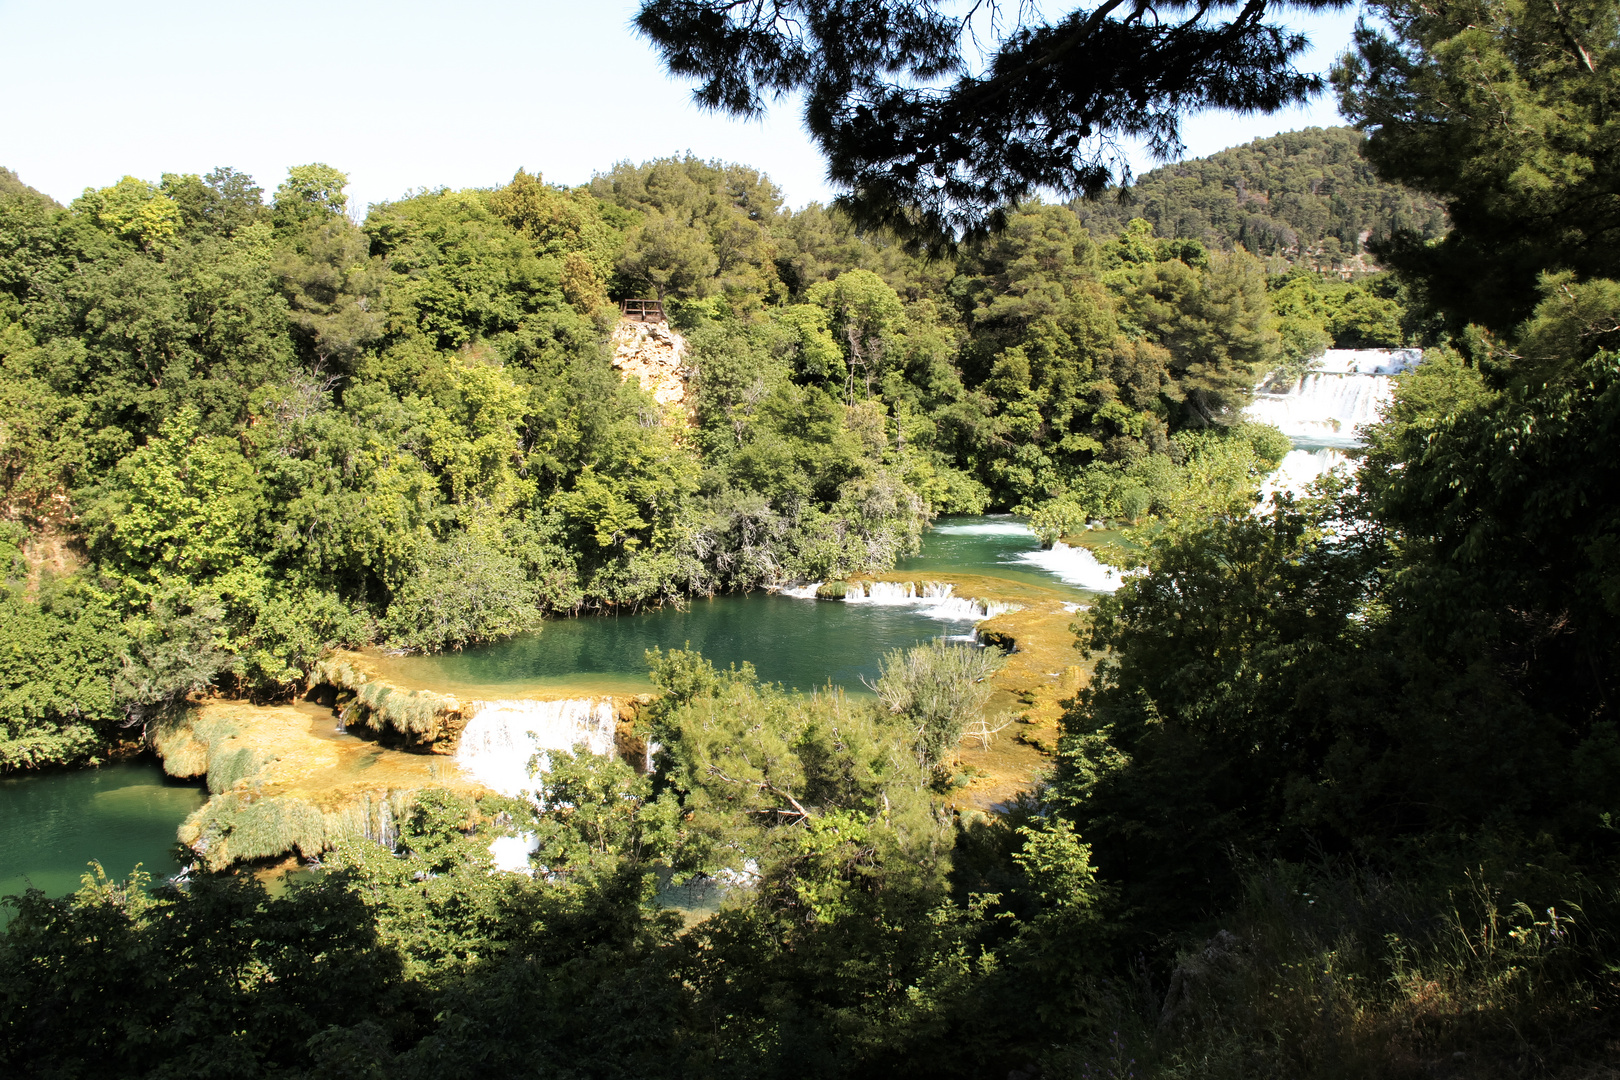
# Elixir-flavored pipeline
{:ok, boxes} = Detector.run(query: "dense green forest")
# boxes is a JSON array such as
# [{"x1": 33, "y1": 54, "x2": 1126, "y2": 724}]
[
  {"x1": 7, "y1": 0, "x2": 1620, "y2": 1072},
  {"x1": 1074, "y1": 126, "x2": 1449, "y2": 272},
  {"x1": 0, "y1": 147, "x2": 1410, "y2": 770}
]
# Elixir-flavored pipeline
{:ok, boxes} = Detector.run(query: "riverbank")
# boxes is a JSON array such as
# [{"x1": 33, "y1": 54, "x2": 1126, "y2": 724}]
[{"x1": 5, "y1": 516, "x2": 1112, "y2": 884}]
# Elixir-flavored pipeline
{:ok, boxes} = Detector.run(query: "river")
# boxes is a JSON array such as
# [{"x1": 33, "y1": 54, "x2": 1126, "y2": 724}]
[
  {"x1": 0, "y1": 762, "x2": 206, "y2": 909},
  {"x1": 0, "y1": 515, "x2": 1111, "y2": 898},
  {"x1": 363, "y1": 515, "x2": 1110, "y2": 699}
]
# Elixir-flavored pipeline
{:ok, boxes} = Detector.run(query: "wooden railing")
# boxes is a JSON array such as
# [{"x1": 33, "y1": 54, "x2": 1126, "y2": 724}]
[{"x1": 619, "y1": 298, "x2": 665, "y2": 323}]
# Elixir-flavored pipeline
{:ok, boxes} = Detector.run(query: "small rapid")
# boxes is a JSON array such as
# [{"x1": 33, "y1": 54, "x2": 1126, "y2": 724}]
[
  {"x1": 1012, "y1": 542, "x2": 1129, "y2": 592},
  {"x1": 839, "y1": 580, "x2": 1018, "y2": 618}
]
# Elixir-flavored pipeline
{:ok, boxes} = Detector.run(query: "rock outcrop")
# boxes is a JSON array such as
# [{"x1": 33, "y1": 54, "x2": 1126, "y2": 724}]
[{"x1": 610, "y1": 319, "x2": 691, "y2": 417}]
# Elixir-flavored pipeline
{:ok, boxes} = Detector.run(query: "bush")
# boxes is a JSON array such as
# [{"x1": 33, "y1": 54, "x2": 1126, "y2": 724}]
[
  {"x1": 871, "y1": 640, "x2": 1006, "y2": 770},
  {"x1": 0, "y1": 580, "x2": 129, "y2": 770},
  {"x1": 382, "y1": 535, "x2": 541, "y2": 651}
]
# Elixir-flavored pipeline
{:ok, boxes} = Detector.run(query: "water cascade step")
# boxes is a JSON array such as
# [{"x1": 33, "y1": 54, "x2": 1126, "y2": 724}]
[
  {"x1": 1246, "y1": 349, "x2": 1421, "y2": 500},
  {"x1": 1245, "y1": 348, "x2": 1420, "y2": 446},
  {"x1": 455, "y1": 698, "x2": 618, "y2": 797},
  {"x1": 1012, "y1": 543, "x2": 1129, "y2": 592},
  {"x1": 779, "y1": 578, "x2": 1019, "y2": 617}
]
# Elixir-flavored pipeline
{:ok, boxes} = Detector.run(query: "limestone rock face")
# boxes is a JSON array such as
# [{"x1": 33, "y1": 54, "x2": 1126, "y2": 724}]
[{"x1": 610, "y1": 319, "x2": 691, "y2": 415}]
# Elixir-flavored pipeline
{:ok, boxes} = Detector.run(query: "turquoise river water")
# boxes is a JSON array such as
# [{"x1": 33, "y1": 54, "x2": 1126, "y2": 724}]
[
  {"x1": 0, "y1": 762, "x2": 207, "y2": 906},
  {"x1": 369, "y1": 515, "x2": 1106, "y2": 698},
  {"x1": 0, "y1": 516, "x2": 1113, "y2": 900}
]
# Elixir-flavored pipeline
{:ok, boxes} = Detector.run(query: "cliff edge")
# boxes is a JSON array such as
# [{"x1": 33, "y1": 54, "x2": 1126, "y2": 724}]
[{"x1": 610, "y1": 318, "x2": 691, "y2": 418}]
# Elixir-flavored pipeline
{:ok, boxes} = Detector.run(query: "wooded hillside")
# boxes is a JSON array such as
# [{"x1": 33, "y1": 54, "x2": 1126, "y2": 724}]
[{"x1": 1073, "y1": 126, "x2": 1448, "y2": 271}]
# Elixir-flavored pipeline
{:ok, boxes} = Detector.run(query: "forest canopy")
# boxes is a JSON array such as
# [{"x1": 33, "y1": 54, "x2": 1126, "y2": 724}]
[{"x1": 0, "y1": 143, "x2": 1425, "y2": 770}]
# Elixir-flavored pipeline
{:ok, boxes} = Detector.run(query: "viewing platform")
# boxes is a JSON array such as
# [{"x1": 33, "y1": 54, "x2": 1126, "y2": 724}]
[{"x1": 618, "y1": 298, "x2": 665, "y2": 323}]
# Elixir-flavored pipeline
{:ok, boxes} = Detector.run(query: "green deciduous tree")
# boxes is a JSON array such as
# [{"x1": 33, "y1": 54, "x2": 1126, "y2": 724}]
[{"x1": 271, "y1": 163, "x2": 350, "y2": 231}]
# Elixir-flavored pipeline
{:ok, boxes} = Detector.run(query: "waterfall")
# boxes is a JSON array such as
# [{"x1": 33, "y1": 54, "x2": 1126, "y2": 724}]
[
  {"x1": 1245, "y1": 349, "x2": 1420, "y2": 501},
  {"x1": 1245, "y1": 373, "x2": 1394, "y2": 444},
  {"x1": 1244, "y1": 349, "x2": 1418, "y2": 446},
  {"x1": 838, "y1": 580, "x2": 1013, "y2": 620},
  {"x1": 1256, "y1": 446, "x2": 1352, "y2": 505},
  {"x1": 920, "y1": 595, "x2": 1015, "y2": 621},
  {"x1": 1014, "y1": 542, "x2": 1129, "y2": 592},
  {"x1": 376, "y1": 799, "x2": 396, "y2": 850},
  {"x1": 930, "y1": 519, "x2": 1033, "y2": 537},
  {"x1": 778, "y1": 582, "x2": 822, "y2": 599},
  {"x1": 844, "y1": 580, "x2": 921, "y2": 604},
  {"x1": 488, "y1": 833, "x2": 540, "y2": 874},
  {"x1": 456, "y1": 698, "x2": 617, "y2": 796}
]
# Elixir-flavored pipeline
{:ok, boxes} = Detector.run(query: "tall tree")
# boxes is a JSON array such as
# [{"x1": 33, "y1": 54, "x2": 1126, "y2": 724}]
[
  {"x1": 635, "y1": 0, "x2": 1352, "y2": 249},
  {"x1": 1336, "y1": 0, "x2": 1620, "y2": 331}
]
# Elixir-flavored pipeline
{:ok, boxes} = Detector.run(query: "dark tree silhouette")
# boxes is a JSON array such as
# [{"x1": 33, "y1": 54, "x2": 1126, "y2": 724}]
[{"x1": 635, "y1": 0, "x2": 1353, "y2": 250}]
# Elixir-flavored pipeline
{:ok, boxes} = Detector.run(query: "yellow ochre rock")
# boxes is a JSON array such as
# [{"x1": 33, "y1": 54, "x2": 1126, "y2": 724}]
[
  {"x1": 610, "y1": 318, "x2": 691, "y2": 417},
  {"x1": 151, "y1": 699, "x2": 487, "y2": 872}
]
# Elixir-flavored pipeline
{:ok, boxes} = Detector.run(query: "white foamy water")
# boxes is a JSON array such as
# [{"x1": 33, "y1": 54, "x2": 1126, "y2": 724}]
[
  {"x1": 489, "y1": 833, "x2": 540, "y2": 874},
  {"x1": 1245, "y1": 348, "x2": 1418, "y2": 499},
  {"x1": 456, "y1": 698, "x2": 617, "y2": 796},
  {"x1": 841, "y1": 580, "x2": 1013, "y2": 620},
  {"x1": 931, "y1": 520, "x2": 1035, "y2": 536},
  {"x1": 844, "y1": 580, "x2": 944, "y2": 604},
  {"x1": 1245, "y1": 350, "x2": 1415, "y2": 444},
  {"x1": 777, "y1": 582, "x2": 822, "y2": 599},
  {"x1": 1315, "y1": 348, "x2": 1421, "y2": 375},
  {"x1": 1014, "y1": 542, "x2": 1129, "y2": 592},
  {"x1": 1256, "y1": 446, "x2": 1351, "y2": 506},
  {"x1": 1246, "y1": 373, "x2": 1394, "y2": 444}
]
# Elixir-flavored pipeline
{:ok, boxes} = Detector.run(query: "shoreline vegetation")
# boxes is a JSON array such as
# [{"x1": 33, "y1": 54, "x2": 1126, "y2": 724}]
[
  {"x1": 0, "y1": 126, "x2": 1408, "y2": 778},
  {"x1": 125, "y1": 563, "x2": 1084, "y2": 879}
]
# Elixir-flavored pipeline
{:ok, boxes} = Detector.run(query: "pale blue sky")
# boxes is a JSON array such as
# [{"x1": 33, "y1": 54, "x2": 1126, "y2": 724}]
[{"x1": 0, "y1": 1, "x2": 1360, "y2": 212}]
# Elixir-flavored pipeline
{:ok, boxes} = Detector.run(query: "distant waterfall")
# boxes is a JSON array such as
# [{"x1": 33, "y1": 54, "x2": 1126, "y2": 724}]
[
  {"x1": 456, "y1": 698, "x2": 617, "y2": 796},
  {"x1": 1245, "y1": 373, "x2": 1396, "y2": 444},
  {"x1": 1246, "y1": 349, "x2": 1419, "y2": 500},
  {"x1": 1245, "y1": 349, "x2": 1419, "y2": 445},
  {"x1": 1256, "y1": 445, "x2": 1352, "y2": 504}
]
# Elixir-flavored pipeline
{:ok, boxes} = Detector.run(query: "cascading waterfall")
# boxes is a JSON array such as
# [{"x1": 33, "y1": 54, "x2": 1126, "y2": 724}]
[
  {"x1": 1256, "y1": 445, "x2": 1351, "y2": 504},
  {"x1": 376, "y1": 800, "x2": 396, "y2": 850},
  {"x1": 1246, "y1": 349, "x2": 1420, "y2": 500},
  {"x1": 827, "y1": 580, "x2": 1014, "y2": 619},
  {"x1": 1245, "y1": 373, "x2": 1393, "y2": 443},
  {"x1": 777, "y1": 582, "x2": 822, "y2": 599},
  {"x1": 455, "y1": 698, "x2": 617, "y2": 797},
  {"x1": 845, "y1": 580, "x2": 932, "y2": 604},
  {"x1": 355, "y1": 791, "x2": 407, "y2": 850},
  {"x1": 1014, "y1": 542, "x2": 1128, "y2": 592},
  {"x1": 1244, "y1": 348, "x2": 1419, "y2": 446}
]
